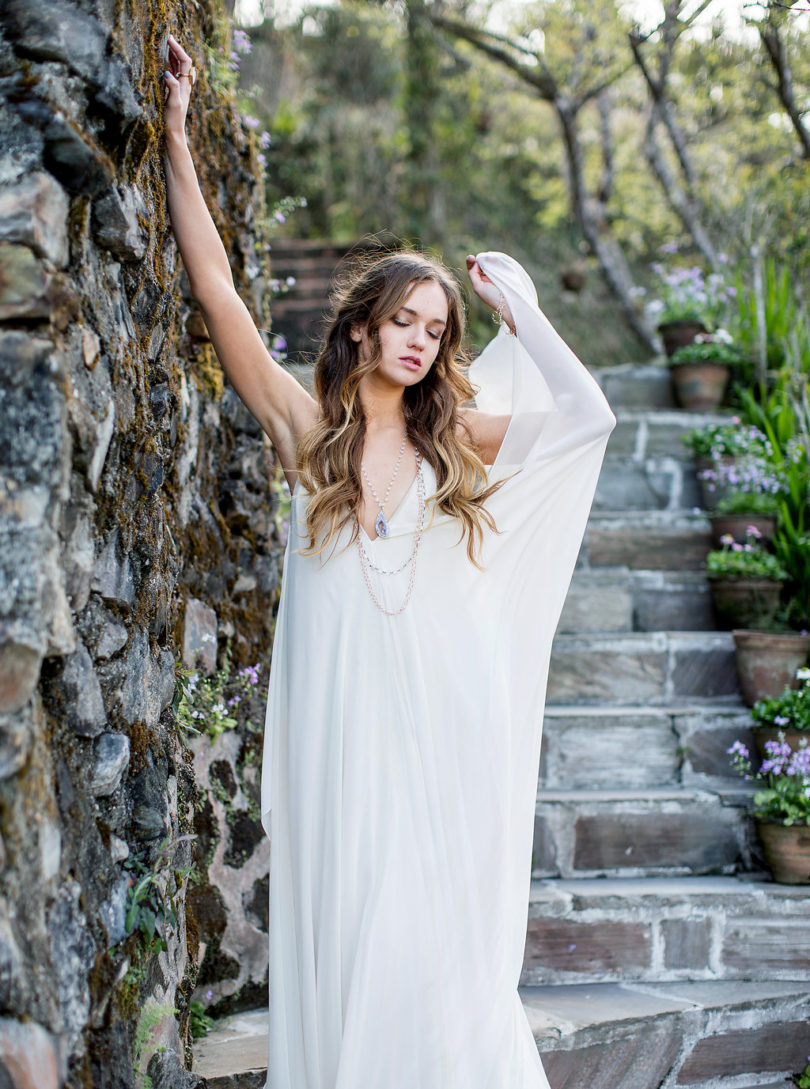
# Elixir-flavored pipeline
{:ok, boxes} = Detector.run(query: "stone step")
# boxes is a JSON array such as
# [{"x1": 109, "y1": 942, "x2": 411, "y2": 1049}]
[
  {"x1": 559, "y1": 568, "x2": 715, "y2": 632},
  {"x1": 593, "y1": 455, "x2": 701, "y2": 512},
  {"x1": 532, "y1": 786, "x2": 755, "y2": 878},
  {"x1": 526, "y1": 980, "x2": 809, "y2": 1089},
  {"x1": 580, "y1": 511, "x2": 712, "y2": 571},
  {"x1": 194, "y1": 983, "x2": 810, "y2": 1089},
  {"x1": 522, "y1": 876, "x2": 809, "y2": 984},
  {"x1": 540, "y1": 703, "x2": 753, "y2": 790},
  {"x1": 273, "y1": 274, "x2": 334, "y2": 299},
  {"x1": 606, "y1": 408, "x2": 731, "y2": 461},
  {"x1": 547, "y1": 631, "x2": 739, "y2": 705},
  {"x1": 595, "y1": 362, "x2": 675, "y2": 409}
]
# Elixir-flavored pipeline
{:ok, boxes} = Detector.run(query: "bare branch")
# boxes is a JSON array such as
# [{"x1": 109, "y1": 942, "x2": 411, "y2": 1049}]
[
  {"x1": 758, "y1": 15, "x2": 810, "y2": 158},
  {"x1": 430, "y1": 14, "x2": 558, "y2": 99}
]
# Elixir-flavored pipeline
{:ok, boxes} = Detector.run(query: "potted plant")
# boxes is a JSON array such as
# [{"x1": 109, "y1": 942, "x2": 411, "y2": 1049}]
[
  {"x1": 709, "y1": 497, "x2": 778, "y2": 548},
  {"x1": 727, "y1": 733, "x2": 810, "y2": 884},
  {"x1": 734, "y1": 630, "x2": 810, "y2": 706},
  {"x1": 706, "y1": 533, "x2": 788, "y2": 629},
  {"x1": 645, "y1": 258, "x2": 736, "y2": 357},
  {"x1": 668, "y1": 332, "x2": 742, "y2": 411},
  {"x1": 748, "y1": 669, "x2": 810, "y2": 755},
  {"x1": 682, "y1": 421, "x2": 774, "y2": 510}
]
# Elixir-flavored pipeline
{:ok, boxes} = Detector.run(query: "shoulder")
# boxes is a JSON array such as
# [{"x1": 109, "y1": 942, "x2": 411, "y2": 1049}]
[{"x1": 456, "y1": 407, "x2": 511, "y2": 466}]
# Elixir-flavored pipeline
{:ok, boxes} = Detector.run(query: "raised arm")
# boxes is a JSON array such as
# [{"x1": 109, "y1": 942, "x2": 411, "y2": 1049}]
[
  {"x1": 162, "y1": 35, "x2": 317, "y2": 488},
  {"x1": 463, "y1": 251, "x2": 616, "y2": 468}
]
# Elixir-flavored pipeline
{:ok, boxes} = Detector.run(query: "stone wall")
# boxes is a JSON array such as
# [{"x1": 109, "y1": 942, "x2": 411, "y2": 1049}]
[{"x1": 0, "y1": 4, "x2": 281, "y2": 1085}]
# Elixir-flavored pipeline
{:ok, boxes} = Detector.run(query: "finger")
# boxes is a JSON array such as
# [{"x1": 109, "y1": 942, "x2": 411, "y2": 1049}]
[{"x1": 168, "y1": 35, "x2": 193, "y2": 67}]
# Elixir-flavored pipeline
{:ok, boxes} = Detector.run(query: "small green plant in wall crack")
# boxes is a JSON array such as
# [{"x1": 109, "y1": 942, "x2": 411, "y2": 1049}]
[
  {"x1": 123, "y1": 835, "x2": 196, "y2": 955},
  {"x1": 175, "y1": 640, "x2": 265, "y2": 743},
  {"x1": 133, "y1": 1000, "x2": 179, "y2": 1089}
]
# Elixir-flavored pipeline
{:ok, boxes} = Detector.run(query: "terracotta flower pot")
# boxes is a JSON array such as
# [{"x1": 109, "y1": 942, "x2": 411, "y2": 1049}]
[
  {"x1": 669, "y1": 361, "x2": 730, "y2": 412},
  {"x1": 756, "y1": 819, "x2": 810, "y2": 884},
  {"x1": 708, "y1": 513, "x2": 777, "y2": 548},
  {"x1": 708, "y1": 576, "x2": 783, "y2": 630},
  {"x1": 658, "y1": 319, "x2": 706, "y2": 357},
  {"x1": 752, "y1": 726, "x2": 809, "y2": 761},
  {"x1": 560, "y1": 267, "x2": 586, "y2": 292},
  {"x1": 732, "y1": 629, "x2": 810, "y2": 706},
  {"x1": 695, "y1": 456, "x2": 746, "y2": 510}
]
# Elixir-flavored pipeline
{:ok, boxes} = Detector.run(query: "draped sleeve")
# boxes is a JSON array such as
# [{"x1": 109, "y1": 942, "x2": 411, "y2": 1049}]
[
  {"x1": 467, "y1": 250, "x2": 617, "y2": 688},
  {"x1": 470, "y1": 250, "x2": 617, "y2": 471}
]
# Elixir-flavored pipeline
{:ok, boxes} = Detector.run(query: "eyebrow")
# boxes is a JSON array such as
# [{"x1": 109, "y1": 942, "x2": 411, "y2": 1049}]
[{"x1": 399, "y1": 306, "x2": 447, "y2": 327}]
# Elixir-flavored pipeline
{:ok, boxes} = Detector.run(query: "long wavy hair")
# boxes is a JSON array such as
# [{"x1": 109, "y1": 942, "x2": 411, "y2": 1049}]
[{"x1": 295, "y1": 249, "x2": 505, "y2": 566}]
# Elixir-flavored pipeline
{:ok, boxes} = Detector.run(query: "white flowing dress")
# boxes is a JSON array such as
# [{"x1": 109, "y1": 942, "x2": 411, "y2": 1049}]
[{"x1": 260, "y1": 251, "x2": 616, "y2": 1089}]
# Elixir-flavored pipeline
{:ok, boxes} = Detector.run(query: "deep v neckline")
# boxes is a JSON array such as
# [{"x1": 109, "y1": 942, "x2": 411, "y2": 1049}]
[{"x1": 358, "y1": 464, "x2": 422, "y2": 543}]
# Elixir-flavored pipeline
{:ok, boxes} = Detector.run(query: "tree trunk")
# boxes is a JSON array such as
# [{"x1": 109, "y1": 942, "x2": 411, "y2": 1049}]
[{"x1": 556, "y1": 99, "x2": 661, "y2": 354}]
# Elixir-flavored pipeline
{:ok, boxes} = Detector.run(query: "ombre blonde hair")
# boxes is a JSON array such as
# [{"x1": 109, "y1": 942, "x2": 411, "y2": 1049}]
[{"x1": 295, "y1": 249, "x2": 505, "y2": 566}]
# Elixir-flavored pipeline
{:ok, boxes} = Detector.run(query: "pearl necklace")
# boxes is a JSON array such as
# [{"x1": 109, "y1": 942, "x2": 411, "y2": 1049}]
[
  {"x1": 360, "y1": 434, "x2": 407, "y2": 539},
  {"x1": 357, "y1": 452, "x2": 424, "y2": 616}
]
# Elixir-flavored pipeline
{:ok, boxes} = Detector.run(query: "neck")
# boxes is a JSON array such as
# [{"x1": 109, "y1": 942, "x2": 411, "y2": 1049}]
[{"x1": 358, "y1": 374, "x2": 406, "y2": 431}]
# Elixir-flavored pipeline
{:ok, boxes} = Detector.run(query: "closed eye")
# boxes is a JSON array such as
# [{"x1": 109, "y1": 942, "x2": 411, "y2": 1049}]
[{"x1": 393, "y1": 319, "x2": 442, "y2": 340}]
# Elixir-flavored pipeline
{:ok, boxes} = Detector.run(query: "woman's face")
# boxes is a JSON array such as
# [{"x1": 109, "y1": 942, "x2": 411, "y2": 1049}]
[{"x1": 354, "y1": 280, "x2": 449, "y2": 388}]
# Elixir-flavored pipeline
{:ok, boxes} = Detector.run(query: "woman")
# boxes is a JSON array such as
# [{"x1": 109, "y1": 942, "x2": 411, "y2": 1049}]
[{"x1": 164, "y1": 33, "x2": 616, "y2": 1089}]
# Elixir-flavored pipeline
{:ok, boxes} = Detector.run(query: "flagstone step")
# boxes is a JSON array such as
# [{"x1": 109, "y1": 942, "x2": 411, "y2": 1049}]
[
  {"x1": 526, "y1": 980, "x2": 810, "y2": 1089},
  {"x1": 522, "y1": 876, "x2": 809, "y2": 984},
  {"x1": 559, "y1": 568, "x2": 715, "y2": 632},
  {"x1": 547, "y1": 631, "x2": 739, "y2": 705},
  {"x1": 540, "y1": 703, "x2": 753, "y2": 790},
  {"x1": 595, "y1": 362, "x2": 675, "y2": 409},
  {"x1": 532, "y1": 787, "x2": 756, "y2": 879},
  {"x1": 606, "y1": 409, "x2": 730, "y2": 461},
  {"x1": 581, "y1": 511, "x2": 712, "y2": 570},
  {"x1": 594, "y1": 456, "x2": 702, "y2": 511},
  {"x1": 193, "y1": 983, "x2": 810, "y2": 1089}
]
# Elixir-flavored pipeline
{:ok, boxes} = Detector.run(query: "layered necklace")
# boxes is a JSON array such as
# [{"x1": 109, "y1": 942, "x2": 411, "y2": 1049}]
[{"x1": 357, "y1": 440, "x2": 425, "y2": 616}]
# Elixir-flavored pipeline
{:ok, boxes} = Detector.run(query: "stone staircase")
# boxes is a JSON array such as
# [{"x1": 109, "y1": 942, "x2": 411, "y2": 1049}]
[
  {"x1": 193, "y1": 362, "x2": 810, "y2": 1086},
  {"x1": 268, "y1": 239, "x2": 352, "y2": 361}
]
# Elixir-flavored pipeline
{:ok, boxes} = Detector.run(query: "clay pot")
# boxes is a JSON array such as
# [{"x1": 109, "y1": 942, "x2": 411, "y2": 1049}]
[
  {"x1": 732, "y1": 629, "x2": 810, "y2": 706},
  {"x1": 658, "y1": 319, "x2": 706, "y2": 357},
  {"x1": 670, "y1": 361, "x2": 730, "y2": 412},
  {"x1": 708, "y1": 576, "x2": 783, "y2": 630},
  {"x1": 708, "y1": 513, "x2": 777, "y2": 547},
  {"x1": 560, "y1": 266, "x2": 587, "y2": 292},
  {"x1": 695, "y1": 456, "x2": 744, "y2": 510},
  {"x1": 752, "y1": 726, "x2": 809, "y2": 761},
  {"x1": 756, "y1": 820, "x2": 810, "y2": 884}
]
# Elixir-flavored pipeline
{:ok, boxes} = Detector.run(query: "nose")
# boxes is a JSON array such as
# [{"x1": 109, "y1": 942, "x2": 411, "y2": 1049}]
[{"x1": 408, "y1": 324, "x2": 427, "y2": 349}]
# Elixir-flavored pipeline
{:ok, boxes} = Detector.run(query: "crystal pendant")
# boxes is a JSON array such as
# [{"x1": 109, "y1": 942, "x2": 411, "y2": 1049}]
[{"x1": 375, "y1": 509, "x2": 389, "y2": 538}]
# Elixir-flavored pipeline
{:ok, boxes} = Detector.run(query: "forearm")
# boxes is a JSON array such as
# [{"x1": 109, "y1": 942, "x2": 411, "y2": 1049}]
[{"x1": 163, "y1": 132, "x2": 234, "y2": 302}]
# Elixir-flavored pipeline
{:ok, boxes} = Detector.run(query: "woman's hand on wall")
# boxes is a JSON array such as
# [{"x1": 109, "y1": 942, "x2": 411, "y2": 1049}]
[{"x1": 163, "y1": 34, "x2": 194, "y2": 142}]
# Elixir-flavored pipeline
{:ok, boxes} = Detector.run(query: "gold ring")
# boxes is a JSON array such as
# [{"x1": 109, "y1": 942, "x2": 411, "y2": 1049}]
[{"x1": 180, "y1": 67, "x2": 197, "y2": 85}]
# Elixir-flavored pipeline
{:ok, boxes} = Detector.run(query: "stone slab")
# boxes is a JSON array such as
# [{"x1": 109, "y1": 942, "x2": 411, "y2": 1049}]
[
  {"x1": 585, "y1": 517, "x2": 711, "y2": 570},
  {"x1": 548, "y1": 634, "x2": 667, "y2": 704},
  {"x1": 524, "y1": 918, "x2": 651, "y2": 975},
  {"x1": 572, "y1": 808, "x2": 743, "y2": 873},
  {"x1": 676, "y1": 1020, "x2": 809, "y2": 1083},
  {"x1": 539, "y1": 711, "x2": 680, "y2": 789},
  {"x1": 596, "y1": 365, "x2": 675, "y2": 410},
  {"x1": 722, "y1": 918, "x2": 810, "y2": 975},
  {"x1": 630, "y1": 571, "x2": 714, "y2": 631},
  {"x1": 662, "y1": 917, "x2": 712, "y2": 971},
  {"x1": 558, "y1": 573, "x2": 633, "y2": 634},
  {"x1": 671, "y1": 638, "x2": 739, "y2": 699},
  {"x1": 541, "y1": 1021, "x2": 681, "y2": 1089},
  {"x1": 193, "y1": 1011, "x2": 268, "y2": 1080}
]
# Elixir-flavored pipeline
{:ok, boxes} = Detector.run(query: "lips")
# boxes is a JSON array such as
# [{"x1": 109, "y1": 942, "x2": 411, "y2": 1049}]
[{"x1": 400, "y1": 356, "x2": 422, "y2": 370}]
